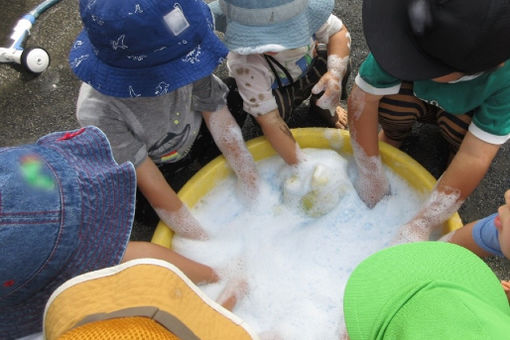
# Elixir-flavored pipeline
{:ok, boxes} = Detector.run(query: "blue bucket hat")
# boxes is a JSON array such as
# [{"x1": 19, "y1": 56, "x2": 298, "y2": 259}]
[
  {"x1": 69, "y1": 0, "x2": 228, "y2": 98},
  {"x1": 0, "y1": 126, "x2": 136, "y2": 338},
  {"x1": 209, "y1": 0, "x2": 334, "y2": 54}
]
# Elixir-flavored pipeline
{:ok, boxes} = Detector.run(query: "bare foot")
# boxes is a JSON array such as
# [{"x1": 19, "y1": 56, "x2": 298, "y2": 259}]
[
  {"x1": 311, "y1": 103, "x2": 348, "y2": 129},
  {"x1": 334, "y1": 105, "x2": 349, "y2": 130}
]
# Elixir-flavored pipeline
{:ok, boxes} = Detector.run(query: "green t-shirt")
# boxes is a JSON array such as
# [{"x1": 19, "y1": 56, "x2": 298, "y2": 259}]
[{"x1": 356, "y1": 53, "x2": 510, "y2": 144}]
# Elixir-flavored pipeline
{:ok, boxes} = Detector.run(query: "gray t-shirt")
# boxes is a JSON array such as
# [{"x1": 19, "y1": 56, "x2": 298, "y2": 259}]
[{"x1": 76, "y1": 74, "x2": 228, "y2": 167}]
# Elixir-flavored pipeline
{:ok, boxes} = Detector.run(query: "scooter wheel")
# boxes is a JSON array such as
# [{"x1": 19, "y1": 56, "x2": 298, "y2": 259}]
[{"x1": 21, "y1": 47, "x2": 50, "y2": 74}]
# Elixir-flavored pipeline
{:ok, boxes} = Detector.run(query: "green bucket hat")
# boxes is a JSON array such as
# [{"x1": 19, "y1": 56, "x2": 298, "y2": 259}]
[{"x1": 343, "y1": 242, "x2": 510, "y2": 340}]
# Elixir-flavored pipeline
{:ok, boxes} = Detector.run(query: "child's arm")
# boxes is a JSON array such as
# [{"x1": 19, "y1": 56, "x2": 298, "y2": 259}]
[
  {"x1": 122, "y1": 241, "x2": 218, "y2": 285},
  {"x1": 347, "y1": 84, "x2": 389, "y2": 207},
  {"x1": 395, "y1": 133, "x2": 500, "y2": 243},
  {"x1": 226, "y1": 54, "x2": 302, "y2": 166},
  {"x1": 440, "y1": 220, "x2": 493, "y2": 257},
  {"x1": 202, "y1": 105, "x2": 260, "y2": 198},
  {"x1": 255, "y1": 109, "x2": 301, "y2": 165},
  {"x1": 136, "y1": 157, "x2": 208, "y2": 240},
  {"x1": 312, "y1": 24, "x2": 351, "y2": 114}
]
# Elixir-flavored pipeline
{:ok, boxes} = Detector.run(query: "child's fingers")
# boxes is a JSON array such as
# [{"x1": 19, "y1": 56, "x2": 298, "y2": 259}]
[
  {"x1": 311, "y1": 78, "x2": 326, "y2": 95},
  {"x1": 216, "y1": 276, "x2": 249, "y2": 311},
  {"x1": 316, "y1": 94, "x2": 336, "y2": 111},
  {"x1": 326, "y1": 78, "x2": 341, "y2": 94},
  {"x1": 501, "y1": 281, "x2": 510, "y2": 303},
  {"x1": 501, "y1": 280, "x2": 510, "y2": 291},
  {"x1": 316, "y1": 85, "x2": 341, "y2": 113}
]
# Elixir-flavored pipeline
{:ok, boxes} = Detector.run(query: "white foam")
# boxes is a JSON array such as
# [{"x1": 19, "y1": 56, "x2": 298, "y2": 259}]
[{"x1": 172, "y1": 148, "x2": 424, "y2": 339}]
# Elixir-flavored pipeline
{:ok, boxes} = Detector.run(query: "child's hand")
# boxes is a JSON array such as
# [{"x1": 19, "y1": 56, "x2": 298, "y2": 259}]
[
  {"x1": 501, "y1": 280, "x2": 510, "y2": 303},
  {"x1": 155, "y1": 206, "x2": 209, "y2": 240},
  {"x1": 216, "y1": 277, "x2": 249, "y2": 311},
  {"x1": 312, "y1": 71, "x2": 342, "y2": 116},
  {"x1": 390, "y1": 220, "x2": 431, "y2": 246},
  {"x1": 354, "y1": 169, "x2": 390, "y2": 209},
  {"x1": 216, "y1": 258, "x2": 249, "y2": 311},
  {"x1": 312, "y1": 55, "x2": 349, "y2": 116}
]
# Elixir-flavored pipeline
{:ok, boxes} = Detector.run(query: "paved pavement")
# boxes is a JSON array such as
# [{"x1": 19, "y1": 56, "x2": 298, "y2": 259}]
[{"x1": 1, "y1": 0, "x2": 509, "y2": 277}]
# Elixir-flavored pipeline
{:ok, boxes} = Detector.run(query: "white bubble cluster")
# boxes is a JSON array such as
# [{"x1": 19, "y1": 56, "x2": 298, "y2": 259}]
[{"x1": 172, "y1": 148, "x2": 425, "y2": 339}]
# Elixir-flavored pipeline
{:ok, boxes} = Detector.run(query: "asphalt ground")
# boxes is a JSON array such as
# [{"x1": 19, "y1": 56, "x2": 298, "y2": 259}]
[{"x1": 1, "y1": 0, "x2": 509, "y2": 278}]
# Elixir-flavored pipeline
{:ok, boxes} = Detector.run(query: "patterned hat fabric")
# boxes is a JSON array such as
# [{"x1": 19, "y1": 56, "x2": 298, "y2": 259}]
[{"x1": 69, "y1": 0, "x2": 229, "y2": 97}]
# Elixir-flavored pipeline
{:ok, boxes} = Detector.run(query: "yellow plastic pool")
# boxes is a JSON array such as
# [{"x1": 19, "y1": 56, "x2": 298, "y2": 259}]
[{"x1": 151, "y1": 128, "x2": 463, "y2": 248}]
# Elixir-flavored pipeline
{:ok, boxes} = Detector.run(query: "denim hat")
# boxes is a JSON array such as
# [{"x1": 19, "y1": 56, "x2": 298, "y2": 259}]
[
  {"x1": 69, "y1": 0, "x2": 228, "y2": 98},
  {"x1": 209, "y1": 0, "x2": 334, "y2": 54},
  {"x1": 0, "y1": 126, "x2": 136, "y2": 338},
  {"x1": 44, "y1": 258, "x2": 257, "y2": 339},
  {"x1": 343, "y1": 242, "x2": 510, "y2": 340},
  {"x1": 363, "y1": 0, "x2": 510, "y2": 80}
]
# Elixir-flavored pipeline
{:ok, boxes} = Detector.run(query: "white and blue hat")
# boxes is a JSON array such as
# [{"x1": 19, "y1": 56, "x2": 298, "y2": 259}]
[
  {"x1": 209, "y1": 0, "x2": 334, "y2": 54},
  {"x1": 69, "y1": 0, "x2": 229, "y2": 98}
]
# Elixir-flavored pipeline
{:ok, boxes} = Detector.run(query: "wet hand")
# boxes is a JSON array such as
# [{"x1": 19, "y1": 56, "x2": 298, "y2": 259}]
[
  {"x1": 311, "y1": 71, "x2": 342, "y2": 116},
  {"x1": 311, "y1": 55, "x2": 349, "y2": 116},
  {"x1": 354, "y1": 171, "x2": 390, "y2": 208},
  {"x1": 155, "y1": 206, "x2": 209, "y2": 241},
  {"x1": 390, "y1": 221, "x2": 431, "y2": 246}
]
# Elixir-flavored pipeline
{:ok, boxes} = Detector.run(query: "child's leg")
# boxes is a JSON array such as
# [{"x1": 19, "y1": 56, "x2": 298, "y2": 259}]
[
  {"x1": 439, "y1": 221, "x2": 492, "y2": 257},
  {"x1": 436, "y1": 109, "x2": 474, "y2": 162},
  {"x1": 378, "y1": 81, "x2": 439, "y2": 148},
  {"x1": 122, "y1": 241, "x2": 219, "y2": 285}
]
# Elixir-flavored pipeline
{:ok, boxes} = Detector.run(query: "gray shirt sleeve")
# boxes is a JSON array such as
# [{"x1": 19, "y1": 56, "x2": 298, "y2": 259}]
[{"x1": 191, "y1": 74, "x2": 229, "y2": 113}]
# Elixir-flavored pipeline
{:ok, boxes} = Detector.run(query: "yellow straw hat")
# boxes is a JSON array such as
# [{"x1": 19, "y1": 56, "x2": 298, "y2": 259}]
[{"x1": 43, "y1": 258, "x2": 258, "y2": 340}]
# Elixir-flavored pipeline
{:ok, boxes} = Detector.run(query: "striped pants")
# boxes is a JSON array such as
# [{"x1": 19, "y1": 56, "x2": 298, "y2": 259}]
[{"x1": 379, "y1": 82, "x2": 473, "y2": 153}]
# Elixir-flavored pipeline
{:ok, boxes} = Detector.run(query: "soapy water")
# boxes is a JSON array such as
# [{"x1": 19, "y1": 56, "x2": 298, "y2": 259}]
[{"x1": 172, "y1": 148, "x2": 425, "y2": 339}]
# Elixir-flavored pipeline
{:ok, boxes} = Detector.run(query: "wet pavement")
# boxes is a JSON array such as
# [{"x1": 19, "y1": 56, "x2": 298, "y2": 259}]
[{"x1": 1, "y1": 0, "x2": 509, "y2": 277}]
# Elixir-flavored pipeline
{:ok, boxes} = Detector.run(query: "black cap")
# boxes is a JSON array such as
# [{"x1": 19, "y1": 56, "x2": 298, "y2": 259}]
[{"x1": 363, "y1": 0, "x2": 510, "y2": 80}]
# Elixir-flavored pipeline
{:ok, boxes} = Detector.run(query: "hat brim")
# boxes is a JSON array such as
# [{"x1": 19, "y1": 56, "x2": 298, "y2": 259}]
[
  {"x1": 362, "y1": 0, "x2": 453, "y2": 80},
  {"x1": 43, "y1": 258, "x2": 257, "y2": 339},
  {"x1": 2, "y1": 127, "x2": 135, "y2": 338},
  {"x1": 343, "y1": 242, "x2": 509, "y2": 340},
  {"x1": 210, "y1": 0, "x2": 334, "y2": 54},
  {"x1": 69, "y1": 29, "x2": 228, "y2": 98}
]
